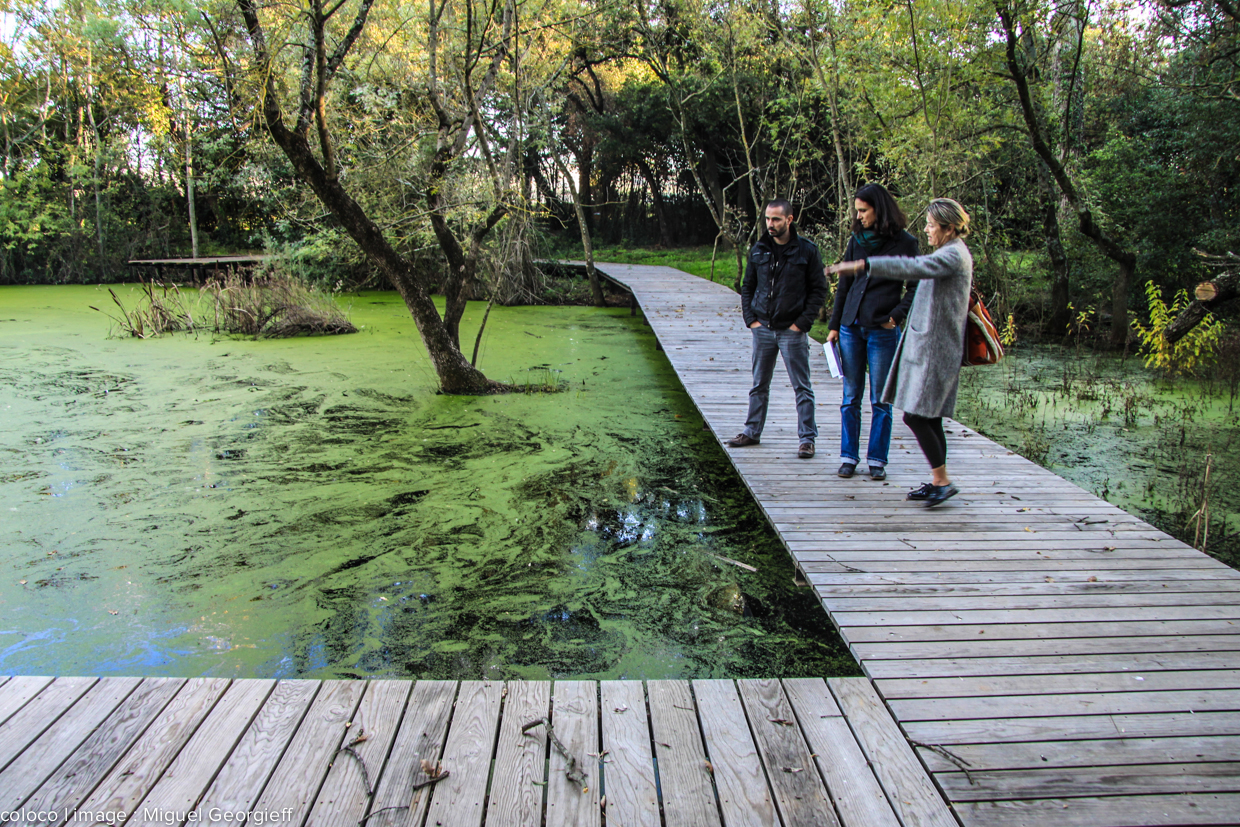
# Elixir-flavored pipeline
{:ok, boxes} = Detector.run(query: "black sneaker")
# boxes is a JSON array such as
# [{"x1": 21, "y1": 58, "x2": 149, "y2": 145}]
[
  {"x1": 924, "y1": 483, "x2": 959, "y2": 508},
  {"x1": 906, "y1": 482, "x2": 933, "y2": 501},
  {"x1": 868, "y1": 465, "x2": 886, "y2": 480},
  {"x1": 837, "y1": 463, "x2": 856, "y2": 478}
]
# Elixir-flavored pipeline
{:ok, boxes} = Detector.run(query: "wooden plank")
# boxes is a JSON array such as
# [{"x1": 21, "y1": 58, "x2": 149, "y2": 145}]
[
  {"x1": 14, "y1": 678, "x2": 184, "y2": 820},
  {"x1": 249, "y1": 680, "x2": 367, "y2": 822},
  {"x1": 939, "y1": 760, "x2": 1240, "y2": 799},
  {"x1": 828, "y1": 678, "x2": 956, "y2": 827},
  {"x1": 306, "y1": 680, "x2": 411, "y2": 827},
  {"x1": 903, "y1": 711, "x2": 1240, "y2": 745},
  {"x1": 485, "y1": 681, "x2": 549, "y2": 827},
  {"x1": 423, "y1": 680, "x2": 503, "y2": 827},
  {"x1": 0, "y1": 677, "x2": 97, "y2": 772},
  {"x1": 878, "y1": 670, "x2": 1240, "y2": 699},
  {"x1": 646, "y1": 680, "x2": 721, "y2": 827},
  {"x1": 852, "y1": 634, "x2": 1240, "y2": 661},
  {"x1": 74, "y1": 677, "x2": 232, "y2": 818},
  {"x1": 546, "y1": 680, "x2": 600, "y2": 827},
  {"x1": 0, "y1": 676, "x2": 142, "y2": 810},
  {"x1": 917, "y1": 735, "x2": 1240, "y2": 774},
  {"x1": 599, "y1": 681, "x2": 658, "y2": 827},
  {"x1": 890, "y1": 689, "x2": 1240, "y2": 722},
  {"x1": 126, "y1": 679, "x2": 273, "y2": 823},
  {"x1": 193, "y1": 680, "x2": 319, "y2": 821},
  {"x1": 691, "y1": 680, "x2": 777, "y2": 827},
  {"x1": 782, "y1": 678, "x2": 901, "y2": 827},
  {"x1": 842, "y1": 619, "x2": 1240, "y2": 644},
  {"x1": 864, "y1": 651, "x2": 1240, "y2": 680},
  {"x1": 735, "y1": 679, "x2": 838, "y2": 827},
  {"x1": 823, "y1": 592, "x2": 1240, "y2": 612},
  {"x1": 956, "y1": 793, "x2": 1240, "y2": 826},
  {"x1": 0, "y1": 676, "x2": 54, "y2": 727},
  {"x1": 366, "y1": 680, "x2": 457, "y2": 827}
]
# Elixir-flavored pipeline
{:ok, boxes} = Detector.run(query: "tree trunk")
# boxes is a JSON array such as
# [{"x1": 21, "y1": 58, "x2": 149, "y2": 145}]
[
  {"x1": 1165, "y1": 270, "x2": 1240, "y2": 343},
  {"x1": 998, "y1": 1, "x2": 1137, "y2": 349},
  {"x1": 237, "y1": 2, "x2": 497, "y2": 394},
  {"x1": 1039, "y1": 164, "x2": 1071, "y2": 334},
  {"x1": 185, "y1": 122, "x2": 199, "y2": 259},
  {"x1": 635, "y1": 159, "x2": 675, "y2": 247}
]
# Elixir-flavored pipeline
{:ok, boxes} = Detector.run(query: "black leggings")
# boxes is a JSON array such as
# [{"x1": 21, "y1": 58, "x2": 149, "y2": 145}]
[{"x1": 903, "y1": 412, "x2": 947, "y2": 469}]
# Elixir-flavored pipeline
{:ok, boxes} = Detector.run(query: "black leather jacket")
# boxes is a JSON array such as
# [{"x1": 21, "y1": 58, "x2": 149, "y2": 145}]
[
  {"x1": 828, "y1": 230, "x2": 919, "y2": 330},
  {"x1": 741, "y1": 230, "x2": 828, "y2": 331}
]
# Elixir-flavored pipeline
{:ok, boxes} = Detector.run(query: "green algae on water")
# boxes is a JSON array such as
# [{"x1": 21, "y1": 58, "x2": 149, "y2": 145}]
[{"x1": 0, "y1": 285, "x2": 857, "y2": 680}]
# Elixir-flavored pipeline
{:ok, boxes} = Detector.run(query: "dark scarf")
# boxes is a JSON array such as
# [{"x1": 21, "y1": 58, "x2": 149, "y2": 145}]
[{"x1": 852, "y1": 228, "x2": 883, "y2": 254}]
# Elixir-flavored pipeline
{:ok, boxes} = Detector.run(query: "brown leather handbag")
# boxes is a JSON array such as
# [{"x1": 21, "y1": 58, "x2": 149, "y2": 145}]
[{"x1": 963, "y1": 288, "x2": 1004, "y2": 366}]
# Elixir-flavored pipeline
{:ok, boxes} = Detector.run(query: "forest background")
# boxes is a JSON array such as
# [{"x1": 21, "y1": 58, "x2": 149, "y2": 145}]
[{"x1": 1, "y1": 0, "x2": 1238, "y2": 366}]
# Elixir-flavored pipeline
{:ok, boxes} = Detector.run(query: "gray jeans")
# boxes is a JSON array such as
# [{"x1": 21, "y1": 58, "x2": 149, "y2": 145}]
[{"x1": 742, "y1": 325, "x2": 817, "y2": 443}]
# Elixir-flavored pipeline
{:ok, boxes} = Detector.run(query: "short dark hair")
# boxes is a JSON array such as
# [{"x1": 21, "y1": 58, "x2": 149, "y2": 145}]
[
  {"x1": 851, "y1": 183, "x2": 908, "y2": 237},
  {"x1": 766, "y1": 198, "x2": 794, "y2": 218}
]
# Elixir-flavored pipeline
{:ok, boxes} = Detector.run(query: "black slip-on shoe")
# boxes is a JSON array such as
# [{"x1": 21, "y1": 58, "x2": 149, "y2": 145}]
[
  {"x1": 924, "y1": 483, "x2": 959, "y2": 508},
  {"x1": 727, "y1": 433, "x2": 760, "y2": 447},
  {"x1": 798, "y1": 443, "x2": 816, "y2": 459},
  {"x1": 868, "y1": 465, "x2": 887, "y2": 480},
  {"x1": 837, "y1": 463, "x2": 856, "y2": 478},
  {"x1": 906, "y1": 482, "x2": 933, "y2": 501}
]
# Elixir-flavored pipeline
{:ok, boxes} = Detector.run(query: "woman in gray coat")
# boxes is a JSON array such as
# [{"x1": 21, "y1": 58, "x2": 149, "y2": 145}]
[{"x1": 826, "y1": 198, "x2": 972, "y2": 507}]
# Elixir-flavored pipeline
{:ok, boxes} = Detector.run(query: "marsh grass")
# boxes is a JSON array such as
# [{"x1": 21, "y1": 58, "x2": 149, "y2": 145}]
[
  {"x1": 91, "y1": 282, "x2": 195, "y2": 338},
  {"x1": 94, "y1": 273, "x2": 356, "y2": 338},
  {"x1": 957, "y1": 343, "x2": 1240, "y2": 570}
]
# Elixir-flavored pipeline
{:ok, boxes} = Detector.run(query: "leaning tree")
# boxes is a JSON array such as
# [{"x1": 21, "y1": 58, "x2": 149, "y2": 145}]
[{"x1": 234, "y1": 0, "x2": 542, "y2": 393}]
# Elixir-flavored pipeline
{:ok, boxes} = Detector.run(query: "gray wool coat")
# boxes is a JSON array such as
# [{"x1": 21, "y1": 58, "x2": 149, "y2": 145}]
[{"x1": 866, "y1": 238, "x2": 972, "y2": 418}]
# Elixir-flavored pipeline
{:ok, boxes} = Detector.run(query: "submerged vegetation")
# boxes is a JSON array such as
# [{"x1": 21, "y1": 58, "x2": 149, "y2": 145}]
[{"x1": 1, "y1": 287, "x2": 856, "y2": 680}]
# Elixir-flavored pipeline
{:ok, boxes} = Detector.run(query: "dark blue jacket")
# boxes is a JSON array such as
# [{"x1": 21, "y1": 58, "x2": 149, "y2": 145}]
[{"x1": 741, "y1": 230, "x2": 828, "y2": 332}]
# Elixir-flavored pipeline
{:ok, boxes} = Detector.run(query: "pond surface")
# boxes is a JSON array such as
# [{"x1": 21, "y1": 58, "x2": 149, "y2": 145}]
[
  {"x1": 955, "y1": 344, "x2": 1240, "y2": 569},
  {"x1": 0, "y1": 286, "x2": 856, "y2": 680}
]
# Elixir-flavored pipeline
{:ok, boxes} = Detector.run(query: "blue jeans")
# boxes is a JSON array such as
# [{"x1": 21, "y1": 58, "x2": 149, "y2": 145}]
[
  {"x1": 838, "y1": 323, "x2": 900, "y2": 466},
  {"x1": 743, "y1": 325, "x2": 817, "y2": 443}
]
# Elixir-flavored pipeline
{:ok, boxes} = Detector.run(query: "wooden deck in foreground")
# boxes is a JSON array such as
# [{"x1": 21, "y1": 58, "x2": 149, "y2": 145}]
[
  {"x1": 0, "y1": 675, "x2": 953, "y2": 827},
  {"x1": 588, "y1": 261, "x2": 1240, "y2": 826}
]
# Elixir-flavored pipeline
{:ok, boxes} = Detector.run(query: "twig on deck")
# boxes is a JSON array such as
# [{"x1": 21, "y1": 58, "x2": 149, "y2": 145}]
[
  {"x1": 523, "y1": 716, "x2": 588, "y2": 789},
  {"x1": 910, "y1": 740, "x2": 975, "y2": 785}
]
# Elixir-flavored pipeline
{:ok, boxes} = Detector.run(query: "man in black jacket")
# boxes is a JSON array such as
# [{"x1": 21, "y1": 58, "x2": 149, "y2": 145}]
[{"x1": 727, "y1": 199, "x2": 829, "y2": 459}]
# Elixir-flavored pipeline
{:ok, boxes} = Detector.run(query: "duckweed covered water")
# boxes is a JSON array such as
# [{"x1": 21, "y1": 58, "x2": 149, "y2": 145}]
[
  {"x1": 0, "y1": 285, "x2": 857, "y2": 680},
  {"x1": 956, "y1": 344, "x2": 1240, "y2": 568}
]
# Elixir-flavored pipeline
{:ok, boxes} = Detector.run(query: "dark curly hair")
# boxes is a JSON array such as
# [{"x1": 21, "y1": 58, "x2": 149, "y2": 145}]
[{"x1": 850, "y1": 183, "x2": 908, "y2": 238}]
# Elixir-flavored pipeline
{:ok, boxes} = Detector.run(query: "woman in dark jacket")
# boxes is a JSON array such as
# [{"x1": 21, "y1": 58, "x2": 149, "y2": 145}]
[
  {"x1": 826, "y1": 184, "x2": 918, "y2": 480},
  {"x1": 827, "y1": 197, "x2": 973, "y2": 508}
]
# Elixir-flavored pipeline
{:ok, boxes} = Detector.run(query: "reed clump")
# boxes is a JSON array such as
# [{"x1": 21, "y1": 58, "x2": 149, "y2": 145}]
[{"x1": 94, "y1": 272, "x2": 355, "y2": 338}]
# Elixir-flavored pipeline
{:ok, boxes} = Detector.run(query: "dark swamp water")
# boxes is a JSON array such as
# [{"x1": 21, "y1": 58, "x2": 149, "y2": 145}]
[{"x1": 0, "y1": 286, "x2": 858, "y2": 680}]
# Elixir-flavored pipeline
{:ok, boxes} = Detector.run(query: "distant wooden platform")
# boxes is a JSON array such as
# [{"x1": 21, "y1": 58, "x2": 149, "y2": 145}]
[
  {"x1": 0, "y1": 675, "x2": 954, "y2": 827},
  {"x1": 588, "y1": 261, "x2": 1240, "y2": 826},
  {"x1": 127, "y1": 255, "x2": 273, "y2": 282}
]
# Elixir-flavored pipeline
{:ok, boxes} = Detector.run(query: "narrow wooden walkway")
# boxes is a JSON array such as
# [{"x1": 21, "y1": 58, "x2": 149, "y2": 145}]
[
  {"x1": 0, "y1": 675, "x2": 954, "y2": 827},
  {"x1": 591, "y1": 261, "x2": 1240, "y2": 826}
]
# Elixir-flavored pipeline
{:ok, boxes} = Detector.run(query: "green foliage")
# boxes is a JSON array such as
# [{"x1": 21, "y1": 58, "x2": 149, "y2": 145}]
[{"x1": 1133, "y1": 281, "x2": 1222, "y2": 377}]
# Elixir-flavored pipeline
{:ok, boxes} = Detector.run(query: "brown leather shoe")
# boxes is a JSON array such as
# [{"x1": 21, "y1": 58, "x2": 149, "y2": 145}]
[
  {"x1": 726, "y1": 433, "x2": 760, "y2": 447},
  {"x1": 798, "y1": 442, "x2": 815, "y2": 459}
]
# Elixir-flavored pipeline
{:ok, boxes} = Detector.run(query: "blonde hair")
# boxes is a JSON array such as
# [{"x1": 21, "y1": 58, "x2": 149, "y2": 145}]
[{"x1": 927, "y1": 198, "x2": 970, "y2": 238}]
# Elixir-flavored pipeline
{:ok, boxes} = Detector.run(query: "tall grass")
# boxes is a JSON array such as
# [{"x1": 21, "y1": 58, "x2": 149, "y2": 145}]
[{"x1": 93, "y1": 273, "x2": 355, "y2": 338}]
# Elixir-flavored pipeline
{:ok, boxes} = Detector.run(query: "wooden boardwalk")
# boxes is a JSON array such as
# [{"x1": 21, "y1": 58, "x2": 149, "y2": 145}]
[
  {"x1": 0, "y1": 675, "x2": 954, "y2": 827},
  {"x1": 591, "y1": 261, "x2": 1240, "y2": 826}
]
